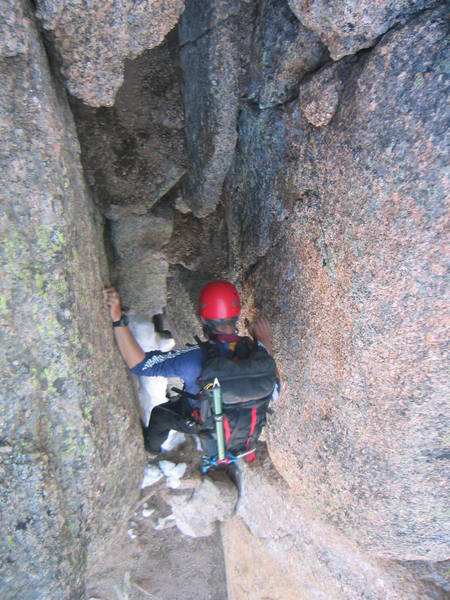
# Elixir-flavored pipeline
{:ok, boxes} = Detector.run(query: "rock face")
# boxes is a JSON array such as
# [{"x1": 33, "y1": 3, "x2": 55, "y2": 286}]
[
  {"x1": 0, "y1": 3, "x2": 145, "y2": 598},
  {"x1": 70, "y1": 30, "x2": 187, "y2": 317},
  {"x1": 35, "y1": 0, "x2": 186, "y2": 106},
  {"x1": 178, "y1": 0, "x2": 246, "y2": 217},
  {"x1": 249, "y1": 0, "x2": 327, "y2": 109},
  {"x1": 70, "y1": 31, "x2": 187, "y2": 216},
  {"x1": 223, "y1": 450, "x2": 433, "y2": 599},
  {"x1": 168, "y1": 472, "x2": 238, "y2": 537},
  {"x1": 288, "y1": 0, "x2": 438, "y2": 59},
  {"x1": 239, "y1": 5, "x2": 449, "y2": 561},
  {"x1": 2, "y1": 0, "x2": 448, "y2": 596},
  {"x1": 110, "y1": 205, "x2": 174, "y2": 316}
]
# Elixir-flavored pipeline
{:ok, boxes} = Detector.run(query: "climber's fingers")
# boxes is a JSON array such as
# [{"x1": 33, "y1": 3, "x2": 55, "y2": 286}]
[{"x1": 104, "y1": 287, "x2": 122, "y2": 320}]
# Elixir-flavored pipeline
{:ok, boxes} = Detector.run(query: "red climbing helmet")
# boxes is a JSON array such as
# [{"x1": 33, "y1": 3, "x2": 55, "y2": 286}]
[{"x1": 198, "y1": 280, "x2": 241, "y2": 320}]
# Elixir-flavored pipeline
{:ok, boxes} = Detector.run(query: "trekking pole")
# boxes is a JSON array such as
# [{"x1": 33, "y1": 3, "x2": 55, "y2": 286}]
[{"x1": 212, "y1": 378, "x2": 225, "y2": 462}]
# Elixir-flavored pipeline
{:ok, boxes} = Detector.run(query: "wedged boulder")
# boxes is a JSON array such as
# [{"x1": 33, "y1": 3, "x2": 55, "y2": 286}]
[
  {"x1": 34, "y1": 0, "x2": 185, "y2": 106},
  {"x1": 288, "y1": 0, "x2": 437, "y2": 59},
  {"x1": 110, "y1": 205, "x2": 174, "y2": 316},
  {"x1": 0, "y1": 3, "x2": 145, "y2": 597},
  {"x1": 71, "y1": 31, "x2": 186, "y2": 216},
  {"x1": 222, "y1": 451, "x2": 430, "y2": 598},
  {"x1": 179, "y1": 0, "x2": 249, "y2": 217},
  {"x1": 244, "y1": 6, "x2": 449, "y2": 560},
  {"x1": 248, "y1": 0, "x2": 327, "y2": 109}
]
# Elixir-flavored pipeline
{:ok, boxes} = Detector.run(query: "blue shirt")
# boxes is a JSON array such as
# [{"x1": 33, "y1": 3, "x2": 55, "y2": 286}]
[{"x1": 131, "y1": 340, "x2": 280, "y2": 405}]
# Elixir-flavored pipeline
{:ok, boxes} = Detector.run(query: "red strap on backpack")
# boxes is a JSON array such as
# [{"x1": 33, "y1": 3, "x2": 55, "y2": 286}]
[{"x1": 245, "y1": 407, "x2": 257, "y2": 448}]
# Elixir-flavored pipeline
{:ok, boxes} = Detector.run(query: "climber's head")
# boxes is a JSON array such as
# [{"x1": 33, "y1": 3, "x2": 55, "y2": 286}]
[{"x1": 198, "y1": 280, "x2": 241, "y2": 337}]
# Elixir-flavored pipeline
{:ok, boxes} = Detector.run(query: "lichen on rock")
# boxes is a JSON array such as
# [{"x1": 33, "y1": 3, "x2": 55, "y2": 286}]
[{"x1": 0, "y1": 3, "x2": 145, "y2": 597}]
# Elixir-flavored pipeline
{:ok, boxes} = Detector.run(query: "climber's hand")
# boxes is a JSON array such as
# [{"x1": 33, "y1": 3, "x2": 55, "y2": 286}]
[
  {"x1": 104, "y1": 287, "x2": 122, "y2": 322},
  {"x1": 247, "y1": 315, "x2": 272, "y2": 353}
]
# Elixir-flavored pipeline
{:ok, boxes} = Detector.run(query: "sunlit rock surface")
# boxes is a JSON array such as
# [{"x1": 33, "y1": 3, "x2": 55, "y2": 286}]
[{"x1": 0, "y1": 3, "x2": 145, "y2": 598}]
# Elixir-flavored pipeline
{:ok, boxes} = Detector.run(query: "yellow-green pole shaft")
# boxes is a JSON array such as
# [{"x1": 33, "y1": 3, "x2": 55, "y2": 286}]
[{"x1": 212, "y1": 378, "x2": 225, "y2": 461}]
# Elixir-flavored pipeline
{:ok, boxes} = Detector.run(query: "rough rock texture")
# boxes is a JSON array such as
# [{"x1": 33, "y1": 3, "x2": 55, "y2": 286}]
[
  {"x1": 241, "y1": 6, "x2": 449, "y2": 561},
  {"x1": 287, "y1": 0, "x2": 438, "y2": 60},
  {"x1": 297, "y1": 58, "x2": 355, "y2": 127},
  {"x1": 0, "y1": 3, "x2": 145, "y2": 598},
  {"x1": 70, "y1": 31, "x2": 187, "y2": 216},
  {"x1": 70, "y1": 30, "x2": 187, "y2": 319},
  {"x1": 0, "y1": 0, "x2": 32, "y2": 56},
  {"x1": 223, "y1": 451, "x2": 438, "y2": 599},
  {"x1": 87, "y1": 438, "x2": 228, "y2": 600},
  {"x1": 167, "y1": 472, "x2": 238, "y2": 537},
  {"x1": 168, "y1": 204, "x2": 229, "y2": 274},
  {"x1": 248, "y1": 0, "x2": 327, "y2": 109},
  {"x1": 225, "y1": 103, "x2": 294, "y2": 268},
  {"x1": 165, "y1": 202, "x2": 230, "y2": 345},
  {"x1": 34, "y1": 0, "x2": 186, "y2": 106},
  {"x1": 5, "y1": 0, "x2": 446, "y2": 596},
  {"x1": 110, "y1": 204, "x2": 174, "y2": 316},
  {"x1": 179, "y1": 0, "x2": 250, "y2": 217}
]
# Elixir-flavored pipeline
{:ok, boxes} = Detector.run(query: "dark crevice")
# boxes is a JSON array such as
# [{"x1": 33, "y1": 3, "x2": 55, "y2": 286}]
[{"x1": 179, "y1": 13, "x2": 239, "y2": 48}]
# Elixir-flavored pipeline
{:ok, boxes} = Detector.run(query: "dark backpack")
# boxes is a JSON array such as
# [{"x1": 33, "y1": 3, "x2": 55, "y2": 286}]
[{"x1": 196, "y1": 338, "x2": 277, "y2": 458}]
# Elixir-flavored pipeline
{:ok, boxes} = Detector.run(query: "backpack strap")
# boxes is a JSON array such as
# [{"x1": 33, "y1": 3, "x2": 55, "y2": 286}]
[{"x1": 245, "y1": 407, "x2": 258, "y2": 448}]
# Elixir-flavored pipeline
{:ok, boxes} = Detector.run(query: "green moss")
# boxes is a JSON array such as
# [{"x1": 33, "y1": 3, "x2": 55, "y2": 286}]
[
  {"x1": 82, "y1": 405, "x2": 92, "y2": 422},
  {"x1": 30, "y1": 367, "x2": 40, "y2": 391},
  {"x1": 35, "y1": 225, "x2": 66, "y2": 257},
  {"x1": 7, "y1": 535, "x2": 14, "y2": 549},
  {"x1": 48, "y1": 276, "x2": 68, "y2": 296},
  {"x1": 43, "y1": 365, "x2": 59, "y2": 394},
  {"x1": 35, "y1": 226, "x2": 52, "y2": 253},
  {"x1": 67, "y1": 519, "x2": 78, "y2": 539},
  {"x1": 80, "y1": 438, "x2": 90, "y2": 457},
  {"x1": 34, "y1": 272, "x2": 44, "y2": 291},
  {"x1": 36, "y1": 322, "x2": 46, "y2": 337},
  {"x1": 53, "y1": 230, "x2": 65, "y2": 251},
  {"x1": 67, "y1": 329, "x2": 80, "y2": 349},
  {"x1": 0, "y1": 293, "x2": 8, "y2": 316},
  {"x1": 2, "y1": 238, "x2": 16, "y2": 260}
]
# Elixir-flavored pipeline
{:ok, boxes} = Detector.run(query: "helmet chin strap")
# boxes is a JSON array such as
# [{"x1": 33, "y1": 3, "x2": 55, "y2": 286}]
[{"x1": 202, "y1": 318, "x2": 238, "y2": 340}]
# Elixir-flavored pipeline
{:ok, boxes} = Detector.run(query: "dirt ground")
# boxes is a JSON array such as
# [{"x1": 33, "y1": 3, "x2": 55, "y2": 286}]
[{"x1": 85, "y1": 440, "x2": 228, "y2": 600}]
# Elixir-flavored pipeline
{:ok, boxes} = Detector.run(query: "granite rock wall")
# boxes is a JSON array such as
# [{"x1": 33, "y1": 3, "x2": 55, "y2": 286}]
[
  {"x1": 177, "y1": 0, "x2": 448, "y2": 594},
  {"x1": 239, "y1": 5, "x2": 449, "y2": 561},
  {"x1": 1, "y1": 0, "x2": 448, "y2": 597},
  {"x1": 0, "y1": 2, "x2": 145, "y2": 598}
]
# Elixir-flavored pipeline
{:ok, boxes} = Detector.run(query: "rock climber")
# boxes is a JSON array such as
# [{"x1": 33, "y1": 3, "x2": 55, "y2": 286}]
[{"x1": 105, "y1": 280, "x2": 278, "y2": 455}]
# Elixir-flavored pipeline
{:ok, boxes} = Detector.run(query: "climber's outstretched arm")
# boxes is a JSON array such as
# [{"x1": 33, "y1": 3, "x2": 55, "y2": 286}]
[{"x1": 104, "y1": 287, "x2": 145, "y2": 369}]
